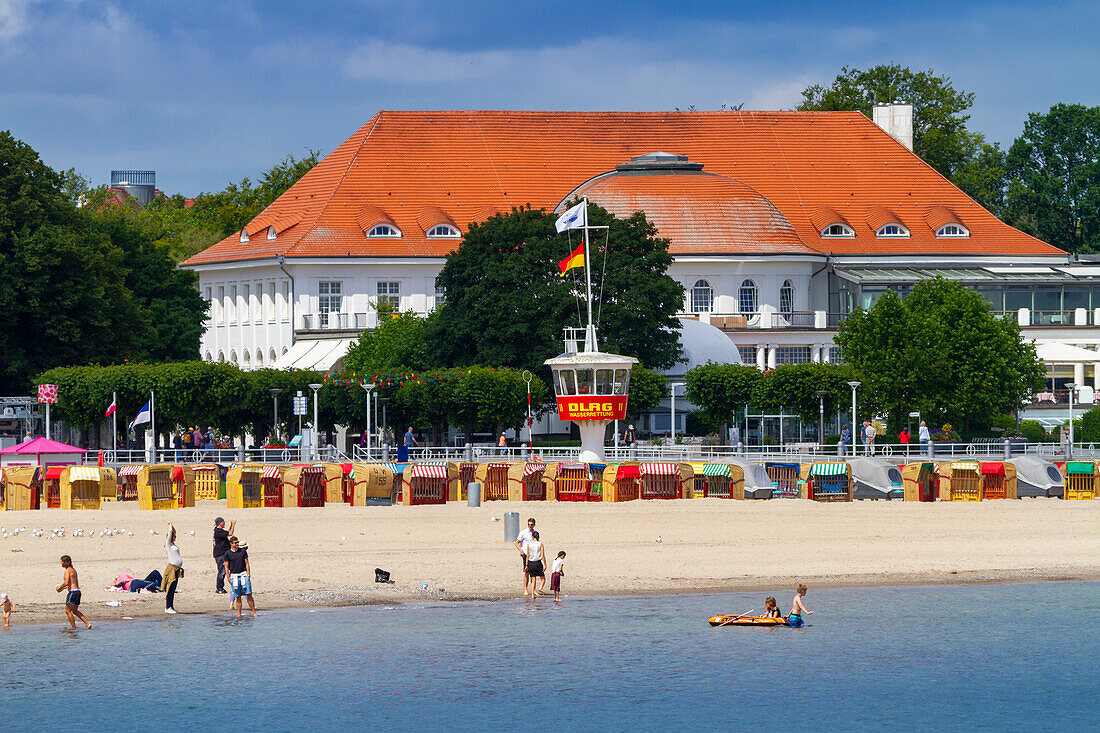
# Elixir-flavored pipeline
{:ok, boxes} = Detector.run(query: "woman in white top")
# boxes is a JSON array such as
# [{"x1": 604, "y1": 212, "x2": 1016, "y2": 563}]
[
  {"x1": 918, "y1": 421, "x2": 931, "y2": 453},
  {"x1": 162, "y1": 522, "x2": 183, "y2": 614},
  {"x1": 524, "y1": 531, "x2": 547, "y2": 597}
]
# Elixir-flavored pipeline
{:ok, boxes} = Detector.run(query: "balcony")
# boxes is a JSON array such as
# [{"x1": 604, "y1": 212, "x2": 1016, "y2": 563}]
[
  {"x1": 296, "y1": 311, "x2": 373, "y2": 335},
  {"x1": 683, "y1": 309, "x2": 843, "y2": 331}
]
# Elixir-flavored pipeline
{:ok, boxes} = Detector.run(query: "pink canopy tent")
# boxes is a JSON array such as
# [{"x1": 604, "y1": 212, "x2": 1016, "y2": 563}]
[{"x1": 0, "y1": 437, "x2": 87, "y2": 467}]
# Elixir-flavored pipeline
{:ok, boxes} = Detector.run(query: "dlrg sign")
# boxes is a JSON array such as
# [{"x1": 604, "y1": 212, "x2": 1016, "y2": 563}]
[{"x1": 556, "y1": 395, "x2": 628, "y2": 421}]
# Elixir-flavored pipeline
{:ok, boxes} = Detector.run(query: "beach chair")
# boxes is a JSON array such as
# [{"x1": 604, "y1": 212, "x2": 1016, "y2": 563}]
[
  {"x1": 350, "y1": 462, "x2": 397, "y2": 505},
  {"x1": 1061, "y1": 461, "x2": 1097, "y2": 500},
  {"x1": 939, "y1": 461, "x2": 981, "y2": 501},
  {"x1": 402, "y1": 462, "x2": 454, "y2": 505},
  {"x1": 507, "y1": 462, "x2": 547, "y2": 501},
  {"x1": 902, "y1": 462, "x2": 938, "y2": 502},
  {"x1": 808, "y1": 462, "x2": 852, "y2": 502},
  {"x1": 765, "y1": 462, "x2": 801, "y2": 499}
]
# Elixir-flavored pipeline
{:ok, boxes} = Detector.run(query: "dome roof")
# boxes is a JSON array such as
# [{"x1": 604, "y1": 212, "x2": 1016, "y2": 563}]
[
  {"x1": 561, "y1": 153, "x2": 814, "y2": 255},
  {"x1": 662, "y1": 317, "x2": 744, "y2": 378}
]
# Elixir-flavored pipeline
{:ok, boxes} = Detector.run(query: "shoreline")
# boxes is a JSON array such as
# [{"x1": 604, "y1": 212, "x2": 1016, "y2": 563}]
[
  {"x1": 7, "y1": 567, "x2": 1098, "y2": 628},
  {"x1": 2, "y1": 498, "x2": 1097, "y2": 629}
]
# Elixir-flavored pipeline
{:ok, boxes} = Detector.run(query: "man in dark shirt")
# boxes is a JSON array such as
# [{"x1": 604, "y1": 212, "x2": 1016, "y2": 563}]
[
  {"x1": 212, "y1": 517, "x2": 235, "y2": 594},
  {"x1": 223, "y1": 536, "x2": 256, "y2": 618}
]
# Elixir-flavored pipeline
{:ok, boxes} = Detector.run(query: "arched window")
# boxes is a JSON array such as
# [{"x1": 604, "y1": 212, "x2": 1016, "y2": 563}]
[
  {"x1": 269, "y1": 348, "x2": 277, "y2": 364},
  {"x1": 936, "y1": 223, "x2": 969, "y2": 237},
  {"x1": 821, "y1": 223, "x2": 854, "y2": 238},
  {"x1": 876, "y1": 224, "x2": 909, "y2": 237},
  {"x1": 780, "y1": 280, "x2": 794, "y2": 316},
  {"x1": 267, "y1": 226, "x2": 276, "y2": 241},
  {"x1": 427, "y1": 224, "x2": 460, "y2": 238},
  {"x1": 255, "y1": 349, "x2": 264, "y2": 367},
  {"x1": 738, "y1": 279, "x2": 758, "y2": 314},
  {"x1": 204, "y1": 351, "x2": 213, "y2": 362},
  {"x1": 239, "y1": 229, "x2": 249, "y2": 244},
  {"x1": 690, "y1": 279, "x2": 713, "y2": 313},
  {"x1": 217, "y1": 351, "x2": 225, "y2": 363},
  {"x1": 367, "y1": 224, "x2": 401, "y2": 238}
]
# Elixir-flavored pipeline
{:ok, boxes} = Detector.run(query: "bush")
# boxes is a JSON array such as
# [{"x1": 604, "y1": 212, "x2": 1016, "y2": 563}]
[
  {"x1": 1018, "y1": 420, "x2": 1049, "y2": 443},
  {"x1": 1080, "y1": 407, "x2": 1100, "y2": 442}
]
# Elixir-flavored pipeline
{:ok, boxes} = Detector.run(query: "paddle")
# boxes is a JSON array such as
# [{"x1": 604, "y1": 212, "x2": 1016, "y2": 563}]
[{"x1": 716, "y1": 609, "x2": 755, "y2": 627}]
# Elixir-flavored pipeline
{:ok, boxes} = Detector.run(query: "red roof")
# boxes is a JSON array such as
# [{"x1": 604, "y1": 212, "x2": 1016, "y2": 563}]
[{"x1": 183, "y1": 111, "x2": 1061, "y2": 266}]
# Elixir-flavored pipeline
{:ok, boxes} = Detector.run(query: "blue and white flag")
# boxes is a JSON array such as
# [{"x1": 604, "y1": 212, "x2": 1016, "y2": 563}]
[
  {"x1": 555, "y1": 201, "x2": 586, "y2": 233},
  {"x1": 128, "y1": 401, "x2": 151, "y2": 431}
]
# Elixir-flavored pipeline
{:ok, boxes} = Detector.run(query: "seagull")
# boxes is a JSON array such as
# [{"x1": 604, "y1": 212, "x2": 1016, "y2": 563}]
[
  {"x1": 656, "y1": 536, "x2": 662, "y2": 543},
  {"x1": 490, "y1": 516, "x2": 500, "y2": 522},
  {"x1": 127, "y1": 532, "x2": 134, "y2": 536},
  {"x1": 150, "y1": 530, "x2": 158, "y2": 535},
  {"x1": 341, "y1": 536, "x2": 347, "y2": 541},
  {"x1": 186, "y1": 530, "x2": 195, "y2": 536}
]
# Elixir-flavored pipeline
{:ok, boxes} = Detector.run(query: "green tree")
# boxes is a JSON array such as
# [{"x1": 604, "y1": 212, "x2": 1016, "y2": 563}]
[
  {"x1": 0, "y1": 131, "x2": 146, "y2": 391},
  {"x1": 797, "y1": 64, "x2": 990, "y2": 184},
  {"x1": 951, "y1": 139, "x2": 1009, "y2": 217},
  {"x1": 626, "y1": 366, "x2": 669, "y2": 419},
  {"x1": 344, "y1": 311, "x2": 432, "y2": 375},
  {"x1": 1005, "y1": 103, "x2": 1100, "y2": 254},
  {"x1": 751, "y1": 362, "x2": 864, "y2": 422},
  {"x1": 835, "y1": 278, "x2": 1045, "y2": 431},
  {"x1": 684, "y1": 364, "x2": 762, "y2": 429},
  {"x1": 443, "y1": 367, "x2": 548, "y2": 437},
  {"x1": 428, "y1": 205, "x2": 683, "y2": 374}
]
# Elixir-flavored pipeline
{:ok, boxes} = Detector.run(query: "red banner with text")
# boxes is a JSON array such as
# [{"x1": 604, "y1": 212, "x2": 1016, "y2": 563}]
[{"x1": 556, "y1": 395, "x2": 628, "y2": 421}]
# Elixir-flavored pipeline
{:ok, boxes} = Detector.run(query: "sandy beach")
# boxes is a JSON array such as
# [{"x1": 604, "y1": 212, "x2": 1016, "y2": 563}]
[{"x1": 1, "y1": 498, "x2": 1097, "y2": 626}]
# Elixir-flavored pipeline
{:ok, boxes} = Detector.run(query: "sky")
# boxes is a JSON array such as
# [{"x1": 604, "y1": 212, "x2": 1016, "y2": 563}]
[{"x1": 1, "y1": 0, "x2": 1097, "y2": 195}]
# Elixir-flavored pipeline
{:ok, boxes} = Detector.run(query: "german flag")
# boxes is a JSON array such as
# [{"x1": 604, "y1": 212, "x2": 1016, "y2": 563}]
[{"x1": 558, "y1": 243, "x2": 584, "y2": 276}]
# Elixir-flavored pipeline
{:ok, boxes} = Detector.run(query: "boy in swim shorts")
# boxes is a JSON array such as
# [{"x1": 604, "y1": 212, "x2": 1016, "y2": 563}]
[
  {"x1": 56, "y1": 555, "x2": 92, "y2": 630},
  {"x1": 787, "y1": 584, "x2": 813, "y2": 628}
]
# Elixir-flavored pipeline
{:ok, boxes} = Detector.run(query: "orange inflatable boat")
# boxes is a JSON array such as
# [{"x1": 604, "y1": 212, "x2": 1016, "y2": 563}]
[{"x1": 708, "y1": 614, "x2": 790, "y2": 627}]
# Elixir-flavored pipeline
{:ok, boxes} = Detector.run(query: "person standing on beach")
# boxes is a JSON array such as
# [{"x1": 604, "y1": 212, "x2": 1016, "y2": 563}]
[
  {"x1": 524, "y1": 531, "x2": 546, "y2": 597},
  {"x1": 56, "y1": 555, "x2": 91, "y2": 630},
  {"x1": 2, "y1": 593, "x2": 15, "y2": 627},
  {"x1": 163, "y1": 522, "x2": 183, "y2": 614},
  {"x1": 514, "y1": 517, "x2": 537, "y2": 596},
  {"x1": 550, "y1": 551, "x2": 566, "y2": 602},
  {"x1": 224, "y1": 536, "x2": 257, "y2": 619},
  {"x1": 213, "y1": 517, "x2": 236, "y2": 594},
  {"x1": 918, "y1": 421, "x2": 930, "y2": 454}
]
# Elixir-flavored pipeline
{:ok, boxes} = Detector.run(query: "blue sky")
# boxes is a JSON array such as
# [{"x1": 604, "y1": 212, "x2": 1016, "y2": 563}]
[{"x1": 1, "y1": 0, "x2": 1097, "y2": 194}]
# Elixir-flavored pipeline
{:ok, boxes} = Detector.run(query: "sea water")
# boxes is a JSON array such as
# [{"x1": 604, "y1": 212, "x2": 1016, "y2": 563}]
[{"x1": 1, "y1": 582, "x2": 1097, "y2": 730}]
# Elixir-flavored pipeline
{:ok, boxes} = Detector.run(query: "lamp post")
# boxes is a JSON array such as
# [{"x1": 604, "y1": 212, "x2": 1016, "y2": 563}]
[
  {"x1": 847, "y1": 381, "x2": 861, "y2": 456},
  {"x1": 670, "y1": 382, "x2": 685, "y2": 444},
  {"x1": 309, "y1": 383, "x2": 322, "y2": 461},
  {"x1": 360, "y1": 382, "x2": 375, "y2": 458},
  {"x1": 1066, "y1": 382, "x2": 1076, "y2": 460},
  {"x1": 522, "y1": 370, "x2": 534, "y2": 448},
  {"x1": 268, "y1": 388, "x2": 282, "y2": 444},
  {"x1": 816, "y1": 390, "x2": 828, "y2": 448}
]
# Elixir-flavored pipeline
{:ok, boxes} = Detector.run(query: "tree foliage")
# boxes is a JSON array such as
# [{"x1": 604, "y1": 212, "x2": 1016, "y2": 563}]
[
  {"x1": 835, "y1": 278, "x2": 1045, "y2": 431},
  {"x1": 626, "y1": 366, "x2": 669, "y2": 418},
  {"x1": 684, "y1": 364, "x2": 762, "y2": 428},
  {"x1": 751, "y1": 363, "x2": 865, "y2": 422},
  {"x1": 1005, "y1": 103, "x2": 1100, "y2": 254},
  {"x1": 344, "y1": 311, "x2": 433, "y2": 375},
  {"x1": 428, "y1": 205, "x2": 683, "y2": 374}
]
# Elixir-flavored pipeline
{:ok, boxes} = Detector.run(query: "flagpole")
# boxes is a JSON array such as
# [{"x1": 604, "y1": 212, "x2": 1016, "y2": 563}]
[
  {"x1": 582, "y1": 196, "x2": 595, "y2": 352},
  {"x1": 111, "y1": 392, "x2": 117, "y2": 458},
  {"x1": 150, "y1": 390, "x2": 156, "y2": 463}
]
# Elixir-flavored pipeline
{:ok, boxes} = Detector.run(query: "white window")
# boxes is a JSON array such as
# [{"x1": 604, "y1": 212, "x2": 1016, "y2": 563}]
[
  {"x1": 936, "y1": 223, "x2": 969, "y2": 237},
  {"x1": 737, "y1": 346, "x2": 755, "y2": 364},
  {"x1": 367, "y1": 224, "x2": 401, "y2": 238},
  {"x1": 267, "y1": 226, "x2": 276, "y2": 241},
  {"x1": 829, "y1": 346, "x2": 844, "y2": 363},
  {"x1": 203, "y1": 287, "x2": 212, "y2": 322},
  {"x1": 876, "y1": 224, "x2": 909, "y2": 237},
  {"x1": 281, "y1": 281, "x2": 290, "y2": 321},
  {"x1": 377, "y1": 281, "x2": 400, "y2": 310},
  {"x1": 821, "y1": 223, "x2": 854, "y2": 238},
  {"x1": 318, "y1": 281, "x2": 342, "y2": 326},
  {"x1": 267, "y1": 281, "x2": 276, "y2": 322},
  {"x1": 434, "y1": 283, "x2": 447, "y2": 305},
  {"x1": 427, "y1": 224, "x2": 460, "y2": 238},
  {"x1": 239, "y1": 229, "x2": 249, "y2": 244},
  {"x1": 776, "y1": 346, "x2": 811, "y2": 364},
  {"x1": 229, "y1": 285, "x2": 238, "y2": 323},
  {"x1": 780, "y1": 280, "x2": 794, "y2": 317},
  {"x1": 738, "y1": 279, "x2": 758, "y2": 314},
  {"x1": 690, "y1": 279, "x2": 713, "y2": 313},
  {"x1": 216, "y1": 285, "x2": 225, "y2": 324},
  {"x1": 243, "y1": 285, "x2": 251, "y2": 322}
]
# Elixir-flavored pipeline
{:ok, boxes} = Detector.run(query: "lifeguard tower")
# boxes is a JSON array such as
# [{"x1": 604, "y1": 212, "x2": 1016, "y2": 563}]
[{"x1": 544, "y1": 198, "x2": 638, "y2": 463}]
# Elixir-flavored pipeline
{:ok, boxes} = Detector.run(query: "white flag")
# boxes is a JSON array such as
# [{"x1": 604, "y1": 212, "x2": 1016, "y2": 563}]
[
  {"x1": 128, "y1": 401, "x2": 151, "y2": 431},
  {"x1": 555, "y1": 201, "x2": 586, "y2": 233}
]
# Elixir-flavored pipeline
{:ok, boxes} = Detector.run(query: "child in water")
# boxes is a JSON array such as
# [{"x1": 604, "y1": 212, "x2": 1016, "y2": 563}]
[
  {"x1": 763, "y1": 596, "x2": 782, "y2": 619},
  {"x1": 1, "y1": 593, "x2": 14, "y2": 627},
  {"x1": 788, "y1": 584, "x2": 813, "y2": 628},
  {"x1": 550, "y1": 550, "x2": 566, "y2": 602}
]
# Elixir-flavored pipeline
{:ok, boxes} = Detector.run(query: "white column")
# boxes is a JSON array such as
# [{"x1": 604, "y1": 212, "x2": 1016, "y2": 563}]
[
  {"x1": 1093, "y1": 363, "x2": 1100, "y2": 390},
  {"x1": 811, "y1": 344, "x2": 822, "y2": 363},
  {"x1": 1074, "y1": 362, "x2": 1085, "y2": 386},
  {"x1": 767, "y1": 344, "x2": 777, "y2": 370},
  {"x1": 756, "y1": 345, "x2": 766, "y2": 371},
  {"x1": 822, "y1": 345, "x2": 832, "y2": 363}
]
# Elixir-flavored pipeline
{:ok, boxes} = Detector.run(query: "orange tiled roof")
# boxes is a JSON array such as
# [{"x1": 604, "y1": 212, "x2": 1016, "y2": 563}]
[{"x1": 183, "y1": 110, "x2": 1062, "y2": 266}]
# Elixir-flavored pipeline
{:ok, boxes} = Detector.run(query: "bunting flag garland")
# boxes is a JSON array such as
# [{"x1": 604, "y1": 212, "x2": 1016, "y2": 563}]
[{"x1": 320, "y1": 366, "x2": 512, "y2": 389}]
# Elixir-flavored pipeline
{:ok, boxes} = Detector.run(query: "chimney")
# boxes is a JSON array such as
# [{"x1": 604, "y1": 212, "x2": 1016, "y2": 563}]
[{"x1": 872, "y1": 102, "x2": 913, "y2": 151}]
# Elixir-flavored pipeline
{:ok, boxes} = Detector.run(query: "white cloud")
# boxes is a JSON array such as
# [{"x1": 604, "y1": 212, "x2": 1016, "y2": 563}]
[{"x1": 0, "y1": 0, "x2": 42, "y2": 42}]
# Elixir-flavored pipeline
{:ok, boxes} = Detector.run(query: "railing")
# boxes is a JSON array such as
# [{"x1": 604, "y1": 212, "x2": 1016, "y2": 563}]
[
  {"x1": 298, "y1": 312, "x2": 373, "y2": 331},
  {"x1": 1031, "y1": 310, "x2": 1083, "y2": 326}
]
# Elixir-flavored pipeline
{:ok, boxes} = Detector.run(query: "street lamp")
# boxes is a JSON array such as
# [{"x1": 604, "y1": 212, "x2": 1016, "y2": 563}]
[
  {"x1": 522, "y1": 370, "x2": 534, "y2": 448},
  {"x1": 309, "y1": 383, "x2": 322, "y2": 461},
  {"x1": 847, "y1": 381, "x2": 861, "y2": 456},
  {"x1": 1066, "y1": 382, "x2": 1077, "y2": 460},
  {"x1": 670, "y1": 382, "x2": 686, "y2": 444},
  {"x1": 268, "y1": 388, "x2": 282, "y2": 443},
  {"x1": 360, "y1": 382, "x2": 375, "y2": 458},
  {"x1": 816, "y1": 390, "x2": 828, "y2": 447}
]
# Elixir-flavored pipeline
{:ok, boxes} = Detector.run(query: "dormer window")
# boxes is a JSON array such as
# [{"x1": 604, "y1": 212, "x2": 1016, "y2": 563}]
[
  {"x1": 367, "y1": 224, "x2": 401, "y2": 238},
  {"x1": 876, "y1": 224, "x2": 909, "y2": 238},
  {"x1": 936, "y1": 224, "x2": 969, "y2": 238},
  {"x1": 239, "y1": 229, "x2": 249, "y2": 244},
  {"x1": 427, "y1": 224, "x2": 460, "y2": 238},
  {"x1": 821, "y1": 223, "x2": 854, "y2": 238},
  {"x1": 267, "y1": 226, "x2": 276, "y2": 241}
]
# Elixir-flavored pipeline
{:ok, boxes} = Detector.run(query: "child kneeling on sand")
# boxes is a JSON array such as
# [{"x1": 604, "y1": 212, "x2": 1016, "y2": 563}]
[
  {"x1": 787, "y1": 584, "x2": 813, "y2": 628},
  {"x1": 550, "y1": 551, "x2": 566, "y2": 601}
]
